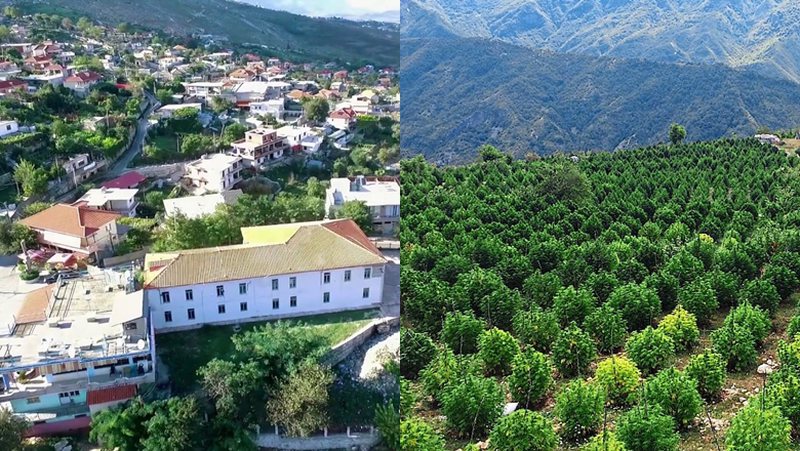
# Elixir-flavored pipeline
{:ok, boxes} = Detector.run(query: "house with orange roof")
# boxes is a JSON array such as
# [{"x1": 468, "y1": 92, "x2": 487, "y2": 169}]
[
  {"x1": 20, "y1": 204, "x2": 123, "y2": 259},
  {"x1": 63, "y1": 71, "x2": 103, "y2": 95}
]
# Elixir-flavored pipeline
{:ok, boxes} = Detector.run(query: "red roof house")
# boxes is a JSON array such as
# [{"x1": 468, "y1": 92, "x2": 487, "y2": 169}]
[{"x1": 101, "y1": 171, "x2": 146, "y2": 189}]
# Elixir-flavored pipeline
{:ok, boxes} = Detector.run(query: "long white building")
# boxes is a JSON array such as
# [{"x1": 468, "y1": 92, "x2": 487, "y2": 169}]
[{"x1": 143, "y1": 219, "x2": 386, "y2": 332}]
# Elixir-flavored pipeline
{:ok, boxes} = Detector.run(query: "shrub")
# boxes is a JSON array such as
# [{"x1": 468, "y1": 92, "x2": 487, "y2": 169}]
[
  {"x1": 512, "y1": 308, "x2": 560, "y2": 353},
  {"x1": 606, "y1": 283, "x2": 661, "y2": 331},
  {"x1": 684, "y1": 350, "x2": 726, "y2": 401},
  {"x1": 583, "y1": 305, "x2": 627, "y2": 354},
  {"x1": 723, "y1": 302, "x2": 771, "y2": 346},
  {"x1": 552, "y1": 324, "x2": 597, "y2": 378},
  {"x1": 702, "y1": 269, "x2": 739, "y2": 307},
  {"x1": 488, "y1": 409, "x2": 557, "y2": 451},
  {"x1": 18, "y1": 267, "x2": 39, "y2": 281},
  {"x1": 478, "y1": 328, "x2": 520, "y2": 376},
  {"x1": 400, "y1": 328, "x2": 437, "y2": 379},
  {"x1": 739, "y1": 279, "x2": 781, "y2": 316},
  {"x1": 400, "y1": 418, "x2": 446, "y2": 451},
  {"x1": 676, "y1": 278, "x2": 718, "y2": 326},
  {"x1": 624, "y1": 327, "x2": 674, "y2": 375},
  {"x1": 400, "y1": 377, "x2": 415, "y2": 418},
  {"x1": 553, "y1": 286, "x2": 596, "y2": 327},
  {"x1": 554, "y1": 380, "x2": 605, "y2": 441},
  {"x1": 441, "y1": 375, "x2": 504, "y2": 437},
  {"x1": 419, "y1": 347, "x2": 458, "y2": 403},
  {"x1": 594, "y1": 356, "x2": 640, "y2": 405},
  {"x1": 508, "y1": 349, "x2": 553, "y2": 409},
  {"x1": 711, "y1": 322, "x2": 758, "y2": 372},
  {"x1": 582, "y1": 431, "x2": 627, "y2": 451},
  {"x1": 725, "y1": 406, "x2": 791, "y2": 451},
  {"x1": 375, "y1": 403, "x2": 399, "y2": 450},
  {"x1": 479, "y1": 288, "x2": 522, "y2": 331},
  {"x1": 657, "y1": 305, "x2": 700, "y2": 352},
  {"x1": 777, "y1": 338, "x2": 800, "y2": 376},
  {"x1": 440, "y1": 310, "x2": 485, "y2": 354},
  {"x1": 644, "y1": 271, "x2": 679, "y2": 311},
  {"x1": 764, "y1": 369, "x2": 800, "y2": 436},
  {"x1": 787, "y1": 314, "x2": 800, "y2": 339},
  {"x1": 616, "y1": 406, "x2": 679, "y2": 451},
  {"x1": 764, "y1": 264, "x2": 799, "y2": 300},
  {"x1": 643, "y1": 367, "x2": 702, "y2": 429},
  {"x1": 522, "y1": 270, "x2": 563, "y2": 309},
  {"x1": 585, "y1": 271, "x2": 621, "y2": 304}
]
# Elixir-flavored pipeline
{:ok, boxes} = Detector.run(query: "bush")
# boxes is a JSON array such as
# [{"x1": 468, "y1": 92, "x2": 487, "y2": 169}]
[
  {"x1": 777, "y1": 338, "x2": 800, "y2": 376},
  {"x1": 725, "y1": 406, "x2": 791, "y2": 451},
  {"x1": 657, "y1": 305, "x2": 700, "y2": 352},
  {"x1": 512, "y1": 308, "x2": 560, "y2": 353},
  {"x1": 400, "y1": 418, "x2": 446, "y2": 451},
  {"x1": 553, "y1": 286, "x2": 596, "y2": 327},
  {"x1": 582, "y1": 432, "x2": 627, "y2": 451},
  {"x1": 644, "y1": 271, "x2": 680, "y2": 311},
  {"x1": 400, "y1": 377, "x2": 415, "y2": 418},
  {"x1": 684, "y1": 350, "x2": 726, "y2": 401},
  {"x1": 477, "y1": 328, "x2": 520, "y2": 376},
  {"x1": 419, "y1": 347, "x2": 458, "y2": 403},
  {"x1": 606, "y1": 283, "x2": 661, "y2": 331},
  {"x1": 678, "y1": 279, "x2": 719, "y2": 327},
  {"x1": 583, "y1": 305, "x2": 627, "y2": 354},
  {"x1": 764, "y1": 369, "x2": 800, "y2": 436},
  {"x1": 703, "y1": 269, "x2": 739, "y2": 307},
  {"x1": 594, "y1": 356, "x2": 641, "y2": 406},
  {"x1": 400, "y1": 328, "x2": 437, "y2": 379},
  {"x1": 441, "y1": 374, "x2": 504, "y2": 437},
  {"x1": 723, "y1": 302, "x2": 771, "y2": 346},
  {"x1": 18, "y1": 267, "x2": 40, "y2": 281},
  {"x1": 616, "y1": 406, "x2": 679, "y2": 451},
  {"x1": 739, "y1": 279, "x2": 781, "y2": 316},
  {"x1": 643, "y1": 367, "x2": 702, "y2": 429},
  {"x1": 508, "y1": 349, "x2": 553, "y2": 409},
  {"x1": 552, "y1": 324, "x2": 596, "y2": 378},
  {"x1": 523, "y1": 270, "x2": 563, "y2": 308},
  {"x1": 554, "y1": 380, "x2": 605, "y2": 441},
  {"x1": 624, "y1": 327, "x2": 674, "y2": 375},
  {"x1": 488, "y1": 409, "x2": 557, "y2": 451},
  {"x1": 440, "y1": 310, "x2": 485, "y2": 354},
  {"x1": 764, "y1": 264, "x2": 799, "y2": 300},
  {"x1": 787, "y1": 314, "x2": 800, "y2": 339},
  {"x1": 374, "y1": 403, "x2": 399, "y2": 450},
  {"x1": 711, "y1": 322, "x2": 758, "y2": 372}
]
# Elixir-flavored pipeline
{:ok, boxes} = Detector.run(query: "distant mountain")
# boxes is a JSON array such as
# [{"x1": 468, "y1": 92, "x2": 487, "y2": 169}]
[
  {"x1": 400, "y1": 38, "x2": 800, "y2": 164},
  {"x1": 16, "y1": 0, "x2": 399, "y2": 66},
  {"x1": 401, "y1": 0, "x2": 800, "y2": 82}
]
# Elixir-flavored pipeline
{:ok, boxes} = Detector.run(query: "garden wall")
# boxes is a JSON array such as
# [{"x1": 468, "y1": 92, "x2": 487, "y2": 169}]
[{"x1": 324, "y1": 316, "x2": 399, "y2": 366}]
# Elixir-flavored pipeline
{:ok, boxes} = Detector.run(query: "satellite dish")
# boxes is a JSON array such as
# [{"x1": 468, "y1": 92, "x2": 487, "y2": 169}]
[{"x1": 137, "y1": 339, "x2": 146, "y2": 350}]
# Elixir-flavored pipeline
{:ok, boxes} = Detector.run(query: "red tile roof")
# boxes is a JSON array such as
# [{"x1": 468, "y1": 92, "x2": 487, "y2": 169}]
[
  {"x1": 0, "y1": 79, "x2": 26, "y2": 90},
  {"x1": 329, "y1": 107, "x2": 357, "y2": 120},
  {"x1": 20, "y1": 204, "x2": 120, "y2": 238},
  {"x1": 87, "y1": 384, "x2": 137, "y2": 405},
  {"x1": 322, "y1": 219, "x2": 382, "y2": 257},
  {"x1": 101, "y1": 171, "x2": 146, "y2": 189},
  {"x1": 66, "y1": 71, "x2": 102, "y2": 84},
  {"x1": 24, "y1": 416, "x2": 91, "y2": 438}
]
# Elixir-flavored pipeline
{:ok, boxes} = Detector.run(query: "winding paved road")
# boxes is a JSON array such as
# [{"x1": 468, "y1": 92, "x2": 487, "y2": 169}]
[{"x1": 108, "y1": 90, "x2": 159, "y2": 176}]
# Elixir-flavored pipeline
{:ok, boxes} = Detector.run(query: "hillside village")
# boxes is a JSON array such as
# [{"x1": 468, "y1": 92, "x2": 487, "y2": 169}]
[{"x1": 0, "y1": 6, "x2": 400, "y2": 451}]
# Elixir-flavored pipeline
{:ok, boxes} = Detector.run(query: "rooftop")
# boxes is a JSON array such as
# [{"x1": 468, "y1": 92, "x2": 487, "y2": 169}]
[
  {"x1": 163, "y1": 190, "x2": 242, "y2": 219},
  {"x1": 144, "y1": 219, "x2": 384, "y2": 289},
  {"x1": 186, "y1": 153, "x2": 241, "y2": 173},
  {"x1": 75, "y1": 188, "x2": 138, "y2": 207},
  {"x1": 20, "y1": 204, "x2": 120, "y2": 238},
  {"x1": 328, "y1": 176, "x2": 400, "y2": 207},
  {"x1": 100, "y1": 171, "x2": 146, "y2": 189}
]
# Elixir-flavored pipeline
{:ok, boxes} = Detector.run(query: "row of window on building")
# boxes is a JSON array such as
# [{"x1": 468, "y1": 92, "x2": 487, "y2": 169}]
[{"x1": 160, "y1": 269, "x2": 374, "y2": 304}]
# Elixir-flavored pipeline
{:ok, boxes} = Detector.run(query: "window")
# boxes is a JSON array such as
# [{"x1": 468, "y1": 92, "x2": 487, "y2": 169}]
[
  {"x1": 164, "y1": 311, "x2": 172, "y2": 322},
  {"x1": 362, "y1": 288, "x2": 370, "y2": 299},
  {"x1": 239, "y1": 283, "x2": 247, "y2": 294},
  {"x1": 364, "y1": 267, "x2": 371, "y2": 279},
  {"x1": 240, "y1": 302, "x2": 248, "y2": 311},
  {"x1": 272, "y1": 279, "x2": 279, "y2": 290},
  {"x1": 216, "y1": 285, "x2": 225, "y2": 297},
  {"x1": 187, "y1": 308, "x2": 195, "y2": 320},
  {"x1": 218, "y1": 305, "x2": 226, "y2": 314},
  {"x1": 160, "y1": 292, "x2": 170, "y2": 304},
  {"x1": 26, "y1": 397, "x2": 40, "y2": 404},
  {"x1": 290, "y1": 296, "x2": 297, "y2": 307},
  {"x1": 344, "y1": 270, "x2": 351, "y2": 282},
  {"x1": 59, "y1": 391, "x2": 79, "y2": 398},
  {"x1": 289, "y1": 277, "x2": 296, "y2": 288},
  {"x1": 272, "y1": 298, "x2": 279, "y2": 309},
  {"x1": 185, "y1": 289, "x2": 193, "y2": 301},
  {"x1": 124, "y1": 322, "x2": 137, "y2": 330},
  {"x1": 323, "y1": 292, "x2": 330, "y2": 303},
  {"x1": 323, "y1": 272, "x2": 331, "y2": 284}
]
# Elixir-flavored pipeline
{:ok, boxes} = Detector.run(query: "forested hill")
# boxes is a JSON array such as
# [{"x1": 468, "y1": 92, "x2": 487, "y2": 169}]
[
  {"x1": 400, "y1": 138, "x2": 800, "y2": 449},
  {"x1": 401, "y1": 0, "x2": 800, "y2": 83},
  {"x1": 14, "y1": 0, "x2": 399, "y2": 67},
  {"x1": 400, "y1": 38, "x2": 800, "y2": 164}
]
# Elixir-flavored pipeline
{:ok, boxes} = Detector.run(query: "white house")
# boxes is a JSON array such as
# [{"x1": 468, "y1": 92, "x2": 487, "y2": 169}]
[
  {"x1": 20, "y1": 204, "x2": 123, "y2": 259},
  {"x1": 163, "y1": 190, "x2": 243, "y2": 219},
  {"x1": 250, "y1": 99, "x2": 285, "y2": 119},
  {"x1": 0, "y1": 120, "x2": 19, "y2": 138},
  {"x1": 74, "y1": 187, "x2": 140, "y2": 217},
  {"x1": 184, "y1": 81, "x2": 224, "y2": 100},
  {"x1": 229, "y1": 128, "x2": 288, "y2": 168},
  {"x1": 183, "y1": 153, "x2": 243, "y2": 194},
  {"x1": 276, "y1": 125, "x2": 324, "y2": 154},
  {"x1": 143, "y1": 219, "x2": 386, "y2": 331},
  {"x1": 325, "y1": 176, "x2": 401, "y2": 235},
  {"x1": 327, "y1": 107, "x2": 357, "y2": 130}
]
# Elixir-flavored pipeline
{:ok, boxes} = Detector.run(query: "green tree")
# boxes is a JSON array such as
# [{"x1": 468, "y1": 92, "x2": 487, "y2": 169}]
[
  {"x1": 333, "y1": 200, "x2": 372, "y2": 234},
  {"x1": 552, "y1": 285, "x2": 596, "y2": 327},
  {"x1": 266, "y1": 363, "x2": 334, "y2": 437},
  {"x1": 616, "y1": 406, "x2": 679, "y2": 451},
  {"x1": 303, "y1": 98, "x2": 330, "y2": 123},
  {"x1": 669, "y1": 123, "x2": 686, "y2": 145},
  {"x1": 142, "y1": 396, "x2": 205, "y2": 451},
  {"x1": 477, "y1": 327, "x2": 519, "y2": 376},
  {"x1": 583, "y1": 304, "x2": 627, "y2": 354},
  {"x1": 400, "y1": 328, "x2": 436, "y2": 379},
  {"x1": 488, "y1": 410, "x2": 557, "y2": 451},
  {"x1": 14, "y1": 160, "x2": 49, "y2": 197},
  {"x1": 508, "y1": 349, "x2": 553, "y2": 409},
  {"x1": 726, "y1": 406, "x2": 791, "y2": 451},
  {"x1": 440, "y1": 310, "x2": 485, "y2": 354},
  {"x1": 643, "y1": 367, "x2": 702, "y2": 429},
  {"x1": 606, "y1": 283, "x2": 661, "y2": 331},
  {"x1": 684, "y1": 350, "x2": 726, "y2": 401},
  {"x1": 400, "y1": 418, "x2": 446, "y2": 451},
  {"x1": 625, "y1": 326, "x2": 674, "y2": 375},
  {"x1": 90, "y1": 397, "x2": 152, "y2": 451},
  {"x1": 0, "y1": 408, "x2": 28, "y2": 451},
  {"x1": 512, "y1": 307, "x2": 560, "y2": 353},
  {"x1": 594, "y1": 356, "x2": 641, "y2": 406},
  {"x1": 552, "y1": 324, "x2": 596, "y2": 378},
  {"x1": 442, "y1": 375, "x2": 504, "y2": 437},
  {"x1": 555, "y1": 380, "x2": 605, "y2": 441},
  {"x1": 657, "y1": 305, "x2": 700, "y2": 352},
  {"x1": 3, "y1": 6, "x2": 20, "y2": 19},
  {"x1": 210, "y1": 96, "x2": 234, "y2": 114}
]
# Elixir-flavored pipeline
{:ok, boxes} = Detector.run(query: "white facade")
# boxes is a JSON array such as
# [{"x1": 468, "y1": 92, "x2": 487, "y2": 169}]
[
  {"x1": 0, "y1": 120, "x2": 19, "y2": 138},
  {"x1": 325, "y1": 176, "x2": 401, "y2": 235},
  {"x1": 146, "y1": 265, "x2": 384, "y2": 331},
  {"x1": 250, "y1": 99, "x2": 284, "y2": 119},
  {"x1": 183, "y1": 153, "x2": 243, "y2": 194}
]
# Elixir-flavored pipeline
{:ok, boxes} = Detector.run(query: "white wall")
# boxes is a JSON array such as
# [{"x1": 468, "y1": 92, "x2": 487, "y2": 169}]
[
  {"x1": 40, "y1": 230, "x2": 83, "y2": 250},
  {"x1": 146, "y1": 264, "x2": 385, "y2": 331}
]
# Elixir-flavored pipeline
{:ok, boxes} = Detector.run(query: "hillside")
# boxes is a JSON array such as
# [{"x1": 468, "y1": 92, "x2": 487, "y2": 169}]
[
  {"x1": 13, "y1": 0, "x2": 399, "y2": 66},
  {"x1": 401, "y1": 0, "x2": 800, "y2": 82},
  {"x1": 401, "y1": 139, "x2": 800, "y2": 449},
  {"x1": 400, "y1": 38, "x2": 800, "y2": 164}
]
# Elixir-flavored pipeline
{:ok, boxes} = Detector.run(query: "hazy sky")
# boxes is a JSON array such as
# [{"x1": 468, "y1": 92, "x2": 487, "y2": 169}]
[{"x1": 242, "y1": 0, "x2": 400, "y2": 20}]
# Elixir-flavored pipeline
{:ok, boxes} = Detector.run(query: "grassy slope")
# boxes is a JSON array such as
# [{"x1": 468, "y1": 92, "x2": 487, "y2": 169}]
[{"x1": 16, "y1": 0, "x2": 399, "y2": 67}]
